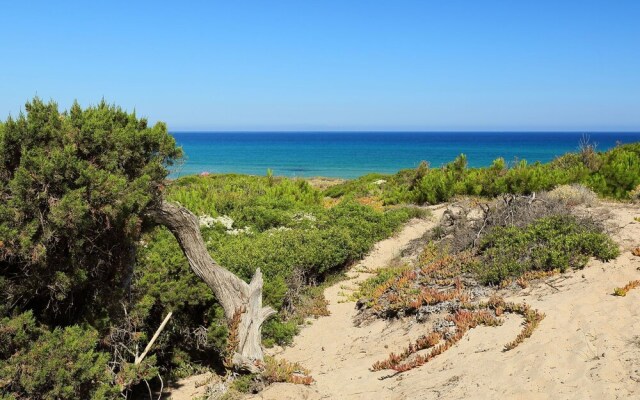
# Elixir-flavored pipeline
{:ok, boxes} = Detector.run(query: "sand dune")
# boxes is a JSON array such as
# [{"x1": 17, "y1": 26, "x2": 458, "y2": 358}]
[{"x1": 253, "y1": 203, "x2": 640, "y2": 400}]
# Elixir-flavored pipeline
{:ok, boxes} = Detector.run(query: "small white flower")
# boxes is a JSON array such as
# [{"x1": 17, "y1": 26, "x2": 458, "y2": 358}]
[
  {"x1": 293, "y1": 212, "x2": 316, "y2": 222},
  {"x1": 227, "y1": 226, "x2": 252, "y2": 236},
  {"x1": 266, "y1": 226, "x2": 293, "y2": 236},
  {"x1": 199, "y1": 214, "x2": 234, "y2": 229}
]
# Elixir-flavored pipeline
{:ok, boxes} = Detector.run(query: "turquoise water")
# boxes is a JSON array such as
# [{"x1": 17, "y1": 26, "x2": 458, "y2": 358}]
[{"x1": 170, "y1": 132, "x2": 640, "y2": 179}]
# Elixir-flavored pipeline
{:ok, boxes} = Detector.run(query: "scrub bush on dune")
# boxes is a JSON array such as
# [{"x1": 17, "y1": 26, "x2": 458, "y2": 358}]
[
  {"x1": 326, "y1": 143, "x2": 640, "y2": 204},
  {"x1": 474, "y1": 215, "x2": 619, "y2": 284}
]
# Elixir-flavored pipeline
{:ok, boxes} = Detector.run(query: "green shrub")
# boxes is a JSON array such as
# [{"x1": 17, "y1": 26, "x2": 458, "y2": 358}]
[
  {"x1": 323, "y1": 173, "x2": 389, "y2": 198},
  {"x1": 325, "y1": 143, "x2": 640, "y2": 204},
  {"x1": 167, "y1": 174, "x2": 321, "y2": 226},
  {"x1": 0, "y1": 311, "x2": 40, "y2": 360},
  {"x1": 0, "y1": 98, "x2": 182, "y2": 398},
  {"x1": 587, "y1": 146, "x2": 640, "y2": 198},
  {"x1": 230, "y1": 373, "x2": 258, "y2": 393},
  {"x1": 0, "y1": 98, "x2": 180, "y2": 328},
  {"x1": 473, "y1": 215, "x2": 619, "y2": 284},
  {"x1": 261, "y1": 319, "x2": 300, "y2": 347}
]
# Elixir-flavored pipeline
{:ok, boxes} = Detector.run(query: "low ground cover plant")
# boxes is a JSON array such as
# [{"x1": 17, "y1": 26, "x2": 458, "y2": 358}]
[{"x1": 613, "y1": 280, "x2": 640, "y2": 296}]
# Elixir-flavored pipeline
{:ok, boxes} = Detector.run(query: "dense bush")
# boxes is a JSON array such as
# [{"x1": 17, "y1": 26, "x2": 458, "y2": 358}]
[
  {"x1": 167, "y1": 174, "x2": 321, "y2": 229},
  {"x1": 0, "y1": 312, "x2": 119, "y2": 399},
  {"x1": 586, "y1": 145, "x2": 640, "y2": 198},
  {"x1": 0, "y1": 98, "x2": 180, "y2": 327},
  {"x1": 323, "y1": 173, "x2": 388, "y2": 199},
  {"x1": 473, "y1": 215, "x2": 619, "y2": 284}
]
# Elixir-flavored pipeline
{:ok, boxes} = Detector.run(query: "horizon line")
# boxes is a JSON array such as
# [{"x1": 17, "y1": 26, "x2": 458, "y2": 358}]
[{"x1": 169, "y1": 130, "x2": 640, "y2": 134}]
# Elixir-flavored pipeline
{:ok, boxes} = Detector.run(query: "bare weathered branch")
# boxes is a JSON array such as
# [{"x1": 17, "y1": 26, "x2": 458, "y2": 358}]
[
  {"x1": 147, "y1": 200, "x2": 275, "y2": 367},
  {"x1": 135, "y1": 311, "x2": 173, "y2": 365}
]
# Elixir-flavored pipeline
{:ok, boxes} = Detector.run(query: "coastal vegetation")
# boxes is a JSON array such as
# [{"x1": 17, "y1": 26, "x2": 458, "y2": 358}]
[
  {"x1": 472, "y1": 214, "x2": 618, "y2": 284},
  {"x1": 0, "y1": 99, "x2": 416, "y2": 398},
  {"x1": 325, "y1": 143, "x2": 640, "y2": 204},
  {"x1": 0, "y1": 98, "x2": 181, "y2": 399},
  {"x1": 356, "y1": 189, "x2": 619, "y2": 374},
  {"x1": 0, "y1": 98, "x2": 637, "y2": 398},
  {"x1": 133, "y1": 174, "x2": 418, "y2": 371}
]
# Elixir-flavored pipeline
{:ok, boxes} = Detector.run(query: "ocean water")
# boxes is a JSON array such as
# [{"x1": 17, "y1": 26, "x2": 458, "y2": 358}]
[{"x1": 170, "y1": 132, "x2": 640, "y2": 179}]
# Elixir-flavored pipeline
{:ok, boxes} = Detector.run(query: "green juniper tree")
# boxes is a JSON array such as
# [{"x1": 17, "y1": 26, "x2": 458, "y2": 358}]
[
  {"x1": 0, "y1": 98, "x2": 275, "y2": 398},
  {"x1": 0, "y1": 98, "x2": 182, "y2": 325}
]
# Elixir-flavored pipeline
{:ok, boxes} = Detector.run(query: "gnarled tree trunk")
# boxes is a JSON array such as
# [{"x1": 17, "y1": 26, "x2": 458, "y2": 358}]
[{"x1": 148, "y1": 200, "x2": 276, "y2": 372}]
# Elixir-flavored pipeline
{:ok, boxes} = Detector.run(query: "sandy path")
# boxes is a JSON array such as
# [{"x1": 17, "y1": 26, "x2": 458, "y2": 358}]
[
  {"x1": 252, "y1": 207, "x2": 447, "y2": 399},
  {"x1": 164, "y1": 207, "x2": 445, "y2": 400},
  {"x1": 252, "y1": 203, "x2": 640, "y2": 400}
]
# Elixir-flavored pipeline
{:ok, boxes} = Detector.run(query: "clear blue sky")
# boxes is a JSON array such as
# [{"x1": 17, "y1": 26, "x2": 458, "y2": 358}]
[{"x1": 1, "y1": 1, "x2": 639, "y2": 131}]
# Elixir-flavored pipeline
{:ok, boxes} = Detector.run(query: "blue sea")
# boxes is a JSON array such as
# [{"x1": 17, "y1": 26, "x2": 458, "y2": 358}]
[{"x1": 170, "y1": 132, "x2": 640, "y2": 179}]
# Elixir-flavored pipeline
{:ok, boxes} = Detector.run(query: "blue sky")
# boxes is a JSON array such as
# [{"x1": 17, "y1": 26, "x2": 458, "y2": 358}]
[{"x1": 1, "y1": 1, "x2": 639, "y2": 131}]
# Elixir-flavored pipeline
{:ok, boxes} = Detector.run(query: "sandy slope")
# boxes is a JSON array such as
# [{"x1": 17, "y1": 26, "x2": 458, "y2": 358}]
[{"x1": 251, "y1": 203, "x2": 640, "y2": 400}]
